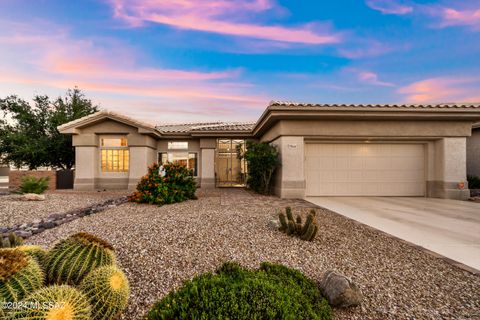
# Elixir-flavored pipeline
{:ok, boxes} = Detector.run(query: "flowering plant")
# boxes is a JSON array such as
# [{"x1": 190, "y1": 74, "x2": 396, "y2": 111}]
[{"x1": 129, "y1": 162, "x2": 197, "y2": 205}]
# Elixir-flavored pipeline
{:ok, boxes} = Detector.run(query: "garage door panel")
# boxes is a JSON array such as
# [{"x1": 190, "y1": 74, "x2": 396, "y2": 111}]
[{"x1": 305, "y1": 143, "x2": 425, "y2": 196}]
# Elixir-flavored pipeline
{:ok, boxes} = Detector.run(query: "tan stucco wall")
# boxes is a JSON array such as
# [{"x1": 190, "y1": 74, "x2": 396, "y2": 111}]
[
  {"x1": 261, "y1": 120, "x2": 473, "y2": 142},
  {"x1": 271, "y1": 136, "x2": 305, "y2": 199},
  {"x1": 467, "y1": 128, "x2": 480, "y2": 177},
  {"x1": 200, "y1": 149, "x2": 215, "y2": 188},
  {"x1": 73, "y1": 119, "x2": 158, "y2": 190}
]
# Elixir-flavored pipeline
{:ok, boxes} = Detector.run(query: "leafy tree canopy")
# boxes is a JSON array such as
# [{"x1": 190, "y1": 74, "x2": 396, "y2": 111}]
[{"x1": 0, "y1": 88, "x2": 98, "y2": 170}]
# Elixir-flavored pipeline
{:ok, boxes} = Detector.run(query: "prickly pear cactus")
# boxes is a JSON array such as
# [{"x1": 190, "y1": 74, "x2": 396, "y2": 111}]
[
  {"x1": 10, "y1": 285, "x2": 92, "y2": 319},
  {"x1": 46, "y1": 232, "x2": 116, "y2": 285},
  {"x1": 80, "y1": 265, "x2": 130, "y2": 320},
  {"x1": 0, "y1": 248, "x2": 45, "y2": 303}
]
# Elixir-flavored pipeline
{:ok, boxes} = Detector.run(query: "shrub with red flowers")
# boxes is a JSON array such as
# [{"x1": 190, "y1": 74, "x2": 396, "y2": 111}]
[{"x1": 129, "y1": 162, "x2": 197, "y2": 205}]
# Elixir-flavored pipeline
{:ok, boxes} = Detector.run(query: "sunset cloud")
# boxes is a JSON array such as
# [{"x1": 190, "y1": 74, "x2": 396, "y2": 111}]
[
  {"x1": 108, "y1": 0, "x2": 342, "y2": 45},
  {"x1": 357, "y1": 71, "x2": 395, "y2": 87},
  {"x1": 398, "y1": 77, "x2": 480, "y2": 103},
  {"x1": 0, "y1": 19, "x2": 269, "y2": 122},
  {"x1": 366, "y1": 0, "x2": 413, "y2": 15}
]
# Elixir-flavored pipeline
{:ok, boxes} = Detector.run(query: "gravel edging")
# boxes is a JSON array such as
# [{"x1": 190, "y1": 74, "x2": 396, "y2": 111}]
[{"x1": 1, "y1": 196, "x2": 128, "y2": 238}]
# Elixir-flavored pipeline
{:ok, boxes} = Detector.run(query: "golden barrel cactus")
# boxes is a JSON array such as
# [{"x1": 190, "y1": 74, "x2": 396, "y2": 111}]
[
  {"x1": 46, "y1": 232, "x2": 116, "y2": 285},
  {"x1": 10, "y1": 285, "x2": 91, "y2": 320},
  {"x1": 80, "y1": 265, "x2": 130, "y2": 320},
  {"x1": 0, "y1": 248, "x2": 44, "y2": 303}
]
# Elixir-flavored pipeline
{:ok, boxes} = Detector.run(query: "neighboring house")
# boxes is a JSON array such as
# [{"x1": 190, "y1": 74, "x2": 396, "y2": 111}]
[
  {"x1": 58, "y1": 102, "x2": 480, "y2": 200},
  {"x1": 467, "y1": 123, "x2": 480, "y2": 178}
]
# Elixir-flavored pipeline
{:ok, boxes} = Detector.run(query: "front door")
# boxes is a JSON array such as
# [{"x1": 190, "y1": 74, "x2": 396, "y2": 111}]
[{"x1": 215, "y1": 139, "x2": 247, "y2": 187}]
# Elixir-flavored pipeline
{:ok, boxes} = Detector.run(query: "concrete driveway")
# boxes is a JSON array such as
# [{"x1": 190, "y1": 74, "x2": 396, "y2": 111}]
[{"x1": 307, "y1": 197, "x2": 480, "y2": 271}]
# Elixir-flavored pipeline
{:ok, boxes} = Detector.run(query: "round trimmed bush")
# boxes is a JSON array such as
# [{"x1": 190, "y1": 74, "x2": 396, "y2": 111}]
[
  {"x1": 146, "y1": 261, "x2": 332, "y2": 320},
  {"x1": 79, "y1": 265, "x2": 130, "y2": 320},
  {"x1": 11, "y1": 285, "x2": 91, "y2": 319},
  {"x1": 0, "y1": 248, "x2": 45, "y2": 303},
  {"x1": 129, "y1": 162, "x2": 197, "y2": 205},
  {"x1": 46, "y1": 232, "x2": 116, "y2": 285}
]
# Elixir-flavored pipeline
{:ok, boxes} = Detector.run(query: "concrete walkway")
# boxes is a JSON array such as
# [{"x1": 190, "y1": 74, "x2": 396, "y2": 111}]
[{"x1": 307, "y1": 197, "x2": 480, "y2": 271}]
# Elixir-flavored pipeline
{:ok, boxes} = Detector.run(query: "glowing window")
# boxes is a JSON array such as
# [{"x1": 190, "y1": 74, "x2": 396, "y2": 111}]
[{"x1": 100, "y1": 137, "x2": 129, "y2": 172}]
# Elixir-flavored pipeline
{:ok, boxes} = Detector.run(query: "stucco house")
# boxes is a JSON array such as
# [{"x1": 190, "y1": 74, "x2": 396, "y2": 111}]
[
  {"x1": 58, "y1": 102, "x2": 480, "y2": 200},
  {"x1": 467, "y1": 123, "x2": 480, "y2": 178}
]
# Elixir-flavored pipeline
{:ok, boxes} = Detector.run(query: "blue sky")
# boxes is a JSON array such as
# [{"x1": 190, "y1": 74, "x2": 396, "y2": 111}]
[{"x1": 0, "y1": 0, "x2": 479, "y2": 123}]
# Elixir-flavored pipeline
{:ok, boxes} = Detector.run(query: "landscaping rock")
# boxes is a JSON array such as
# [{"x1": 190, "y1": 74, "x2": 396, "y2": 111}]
[
  {"x1": 268, "y1": 219, "x2": 280, "y2": 230},
  {"x1": 319, "y1": 270, "x2": 363, "y2": 308},
  {"x1": 22, "y1": 193, "x2": 46, "y2": 201}
]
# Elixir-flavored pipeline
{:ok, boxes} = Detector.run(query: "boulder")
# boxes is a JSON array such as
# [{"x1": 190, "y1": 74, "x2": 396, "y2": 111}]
[
  {"x1": 22, "y1": 193, "x2": 46, "y2": 201},
  {"x1": 268, "y1": 219, "x2": 281, "y2": 230},
  {"x1": 319, "y1": 270, "x2": 362, "y2": 308}
]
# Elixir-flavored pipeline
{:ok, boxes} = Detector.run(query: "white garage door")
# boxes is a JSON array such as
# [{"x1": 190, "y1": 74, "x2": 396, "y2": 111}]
[{"x1": 305, "y1": 143, "x2": 425, "y2": 196}]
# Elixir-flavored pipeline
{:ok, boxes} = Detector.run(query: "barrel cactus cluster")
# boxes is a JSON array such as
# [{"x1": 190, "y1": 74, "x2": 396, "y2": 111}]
[
  {"x1": 279, "y1": 207, "x2": 319, "y2": 241},
  {"x1": 0, "y1": 232, "x2": 130, "y2": 319}
]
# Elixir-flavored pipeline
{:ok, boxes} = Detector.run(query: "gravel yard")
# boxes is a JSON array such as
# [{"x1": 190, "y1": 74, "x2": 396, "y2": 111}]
[
  {"x1": 27, "y1": 188, "x2": 480, "y2": 320},
  {"x1": 0, "y1": 190, "x2": 129, "y2": 228}
]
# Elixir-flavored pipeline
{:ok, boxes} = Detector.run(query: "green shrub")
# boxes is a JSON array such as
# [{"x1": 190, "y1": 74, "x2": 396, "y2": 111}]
[
  {"x1": 237, "y1": 141, "x2": 279, "y2": 195},
  {"x1": 467, "y1": 175, "x2": 480, "y2": 189},
  {"x1": 146, "y1": 261, "x2": 332, "y2": 320},
  {"x1": 19, "y1": 176, "x2": 49, "y2": 194},
  {"x1": 129, "y1": 162, "x2": 197, "y2": 205},
  {"x1": 46, "y1": 232, "x2": 116, "y2": 285}
]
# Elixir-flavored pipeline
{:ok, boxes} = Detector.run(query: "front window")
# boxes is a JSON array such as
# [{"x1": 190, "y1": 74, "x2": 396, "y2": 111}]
[
  {"x1": 101, "y1": 137, "x2": 129, "y2": 172},
  {"x1": 159, "y1": 141, "x2": 197, "y2": 176}
]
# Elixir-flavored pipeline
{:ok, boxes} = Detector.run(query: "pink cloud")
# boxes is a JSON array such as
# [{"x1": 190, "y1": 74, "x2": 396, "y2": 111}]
[
  {"x1": 108, "y1": 0, "x2": 342, "y2": 45},
  {"x1": 338, "y1": 40, "x2": 394, "y2": 59},
  {"x1": 357, "y1": 71, "x2": 395, "y2": 87},
  {"x1": 0, "y1": 19, "x2": 270, "y2": 122},
  {"x1": 436, "y1": 7, "x2": 480, "y2": 29},
  {"x1": 366, "y1": 0, "x2": 413, "y2": 15},
  {"x1": 398, "y1": 77, "x2": 480, "y2": 103}
]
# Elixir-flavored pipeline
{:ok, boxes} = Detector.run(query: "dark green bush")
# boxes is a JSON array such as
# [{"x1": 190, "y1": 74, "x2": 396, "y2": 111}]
[
  {"x1": 129, "y1": 162, "x2": 197, "y2": 205},
  {"x1": 19, "y1": 176, "x2": 49, "y2": 194},
  {"x1": 467, "y1": 175, "x2": 480, "y2": 189},
  {"x1": 146, "y1": 261, "x2": 332, "y2": 320},
  {"x1": 237, "y1": 141, "x2": 279, "y2": 195}
]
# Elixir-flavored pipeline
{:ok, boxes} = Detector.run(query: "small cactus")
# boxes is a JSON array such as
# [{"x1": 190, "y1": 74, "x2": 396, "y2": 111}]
[
  {"x1": 80, "y1": 265, "x2": 130, "y2": 320},
  {"x1": 10, "y1": 285, "x2": 92, "y2": 319},
  {"x1": 0, "y1": 248, "x2": 45, "y2": 303},
  {"x1": 279, "y1": 212, "x2": 288, "y2": 231},
  {"x1": 0, "y1": 232, "x2": 24, "y2": 248},
  {"x1": 46, "y1": 232, "x2": 116, "y2": 285},
  {"x1": 277, "y1": 207, "x2": 318, "y2": 241}
]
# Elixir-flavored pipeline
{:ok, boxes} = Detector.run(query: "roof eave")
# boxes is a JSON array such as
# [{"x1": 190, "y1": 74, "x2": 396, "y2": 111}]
[{"x1": 253, "y1": 108, "x2": 480, "y2": 137}]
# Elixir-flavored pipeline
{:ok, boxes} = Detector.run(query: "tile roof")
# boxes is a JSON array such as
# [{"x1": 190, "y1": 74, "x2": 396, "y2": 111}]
[
  {"x1": 269, "y1": 101, "x2": 480, "y2": 109},
  {"x1": 58, "y1": 110, "x2": 157, "y2": 132},
  {"x1": 156, "y1": 122, "x2": 255, "y2": 133}
]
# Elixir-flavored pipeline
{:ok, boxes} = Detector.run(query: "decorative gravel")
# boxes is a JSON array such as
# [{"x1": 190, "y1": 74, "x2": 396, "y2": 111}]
[
  {"x1": 0, "y1": 190, "x2": 129, "y2": 228},
  {"x1": 27, "y1": 188, "x2": 480, "y2": 320}
]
